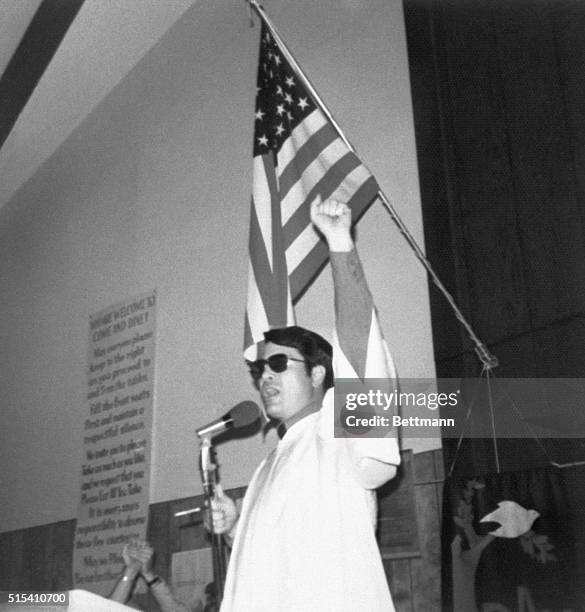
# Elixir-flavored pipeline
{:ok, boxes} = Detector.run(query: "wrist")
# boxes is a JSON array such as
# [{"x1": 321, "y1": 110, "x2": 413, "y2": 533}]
[
  {"x1": 145, "y1": 574, "x2": 163, "y2": 588},
  {"x1": 327, "y1": 235, "x2": 353, "y2": 252},
  {"x1": 121, "y1": 568, "x2": 139, "y2": 581},
  {"x1": 142, "y1": 570, "x2": 156, "y2": 582}
]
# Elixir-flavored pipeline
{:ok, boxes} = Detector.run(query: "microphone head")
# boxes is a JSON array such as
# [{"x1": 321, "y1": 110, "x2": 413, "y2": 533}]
[{"x1": 229, "y1": 401, "x2": 261, "y2": 428}]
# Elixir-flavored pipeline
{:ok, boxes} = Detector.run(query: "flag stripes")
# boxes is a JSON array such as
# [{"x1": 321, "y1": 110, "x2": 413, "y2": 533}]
[
  {"x1": 278, "y1": 126, "x2": 337, "y2": 199},
  {"x1": 249, "y1": 154, "x2": 291, "y2": 325},
  {"x1": 279, "y1": 132, "x2": 347, "y2": 223},
  {"x1": 251, "y1": 155, "x2": 276, "y2": 268},
  {"x1": 277, "y1": 108, "x2": 329, "y2": 170}
]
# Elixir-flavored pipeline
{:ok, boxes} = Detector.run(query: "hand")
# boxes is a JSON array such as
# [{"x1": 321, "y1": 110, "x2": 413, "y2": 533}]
[
  {"x1": 206, "y1": 485, "x2": 238, "y2": 535},
  {"x1": 121, "y1": 542, "x2": 142, "y2": 578},
  {"x1": 124, "y1": 540, "x2": 155, "y2": 579},
  {"x1": 310, "y1": 196, "x2": 353, "y2": 252}
]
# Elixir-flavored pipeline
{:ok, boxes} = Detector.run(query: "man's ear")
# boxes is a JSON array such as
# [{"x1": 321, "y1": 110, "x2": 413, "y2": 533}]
[{"x1": 310, "y1": 365, "x2": 326, "y2": 388}]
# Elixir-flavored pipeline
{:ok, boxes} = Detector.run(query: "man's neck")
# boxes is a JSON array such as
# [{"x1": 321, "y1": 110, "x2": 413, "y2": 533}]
[{"x1": 277, "y1": 398, "x2": 322, "y2": 438}]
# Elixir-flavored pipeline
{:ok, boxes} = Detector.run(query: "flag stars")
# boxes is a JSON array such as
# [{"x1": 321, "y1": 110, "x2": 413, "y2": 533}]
[{"x1": 253, "y1": 27, "x2": 316, "y2": 155}]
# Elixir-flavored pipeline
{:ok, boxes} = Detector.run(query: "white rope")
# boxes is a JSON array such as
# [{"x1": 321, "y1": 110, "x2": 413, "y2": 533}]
[
  {"x1": 489, "y1": 369, "x2": 559, "y2": 469},
  {"x1": 484, "y1": 367, "x2": 500, "y2": 473},
  {"x1": 447, "y1": 364, "x2": 487, "y2": 478}
]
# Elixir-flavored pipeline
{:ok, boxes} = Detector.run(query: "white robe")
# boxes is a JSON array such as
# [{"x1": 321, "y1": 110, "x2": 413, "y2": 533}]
[{"x1": 220, "y1": 322, "x2": 400, "y2": 611}]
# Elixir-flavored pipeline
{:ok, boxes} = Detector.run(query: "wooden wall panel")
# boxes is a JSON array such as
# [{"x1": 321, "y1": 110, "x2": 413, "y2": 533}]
[
  {"x1": 49, "y1": 521, "x2": 75, "y2": 591},
  {"x1": 28, "y1": 524, "x2": 50, "y2": 590},
  {"x1": 147, "y1": 502, "x2": 171, "y2": 581},
  {"x1": 0, "y1": 528, "x2": 27, "y2": 590},
  {"x1": 410, "y1": 449, "x2": 443, "y2": 611},
  {"x1": 377, "y1": 451, "x2": 420, "y2": 558},
  {"x1": 385, "y1": 559, "x2": 413, "y2": 612},
  {"x1": 142, "y1": 501, "x2": 172, "y2": 612}
]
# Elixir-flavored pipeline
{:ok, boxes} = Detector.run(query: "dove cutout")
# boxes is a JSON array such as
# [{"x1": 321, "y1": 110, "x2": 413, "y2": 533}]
[{"x1": 480, "y1": 500, "x2": 540, "y2": 538}]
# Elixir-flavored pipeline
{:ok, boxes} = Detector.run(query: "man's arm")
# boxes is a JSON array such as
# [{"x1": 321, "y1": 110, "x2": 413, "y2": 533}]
[
  {"x1": 310, "y1": 197, "x2": 379, "y2": 377},
  {"x1": 311, "y1": 197, "x2": 399, "y2": 489},
  {"x1": 109, "y1": 543, "x2": 141, "y2": 604},
  {"x1": 132, "y1": 541, "x2": 190, "y2": 612}
]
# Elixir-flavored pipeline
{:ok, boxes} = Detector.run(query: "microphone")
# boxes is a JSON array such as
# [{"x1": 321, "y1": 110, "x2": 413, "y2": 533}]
[{"x1": 196, "y1": 401, "x2": 260, "y2": 438}]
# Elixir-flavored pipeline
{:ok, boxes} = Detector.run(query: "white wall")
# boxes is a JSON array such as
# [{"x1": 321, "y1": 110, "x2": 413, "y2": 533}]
[{"x1": 0, "y1": 0, "x2": 437, "y2": 533}]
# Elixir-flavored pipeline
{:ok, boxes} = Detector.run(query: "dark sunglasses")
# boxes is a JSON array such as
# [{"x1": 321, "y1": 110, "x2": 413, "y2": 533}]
[{"x1": 247, "y1": 354, "x2": 307, "y2": 380}]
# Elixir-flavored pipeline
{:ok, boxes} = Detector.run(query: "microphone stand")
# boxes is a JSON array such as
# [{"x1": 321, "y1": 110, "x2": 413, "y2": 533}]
[{"x1": 199, "y1": 437, "x2": 227, "y2": 609}]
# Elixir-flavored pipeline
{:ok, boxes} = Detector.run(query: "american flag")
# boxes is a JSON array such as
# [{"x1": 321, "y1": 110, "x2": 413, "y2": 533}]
[{"x1": 244, "y1": 22, "x2": 380, "y2": 358}]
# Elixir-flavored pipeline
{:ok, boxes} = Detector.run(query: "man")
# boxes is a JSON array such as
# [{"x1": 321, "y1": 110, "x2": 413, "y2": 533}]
[{"x1": 211, "y1": 197, "x2": 400, "y2": 611}]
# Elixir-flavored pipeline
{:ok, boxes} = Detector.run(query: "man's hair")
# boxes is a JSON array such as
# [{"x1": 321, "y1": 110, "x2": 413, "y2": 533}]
[{"x1": 263, "y1": 326, "x2": 334, "y2": 390}]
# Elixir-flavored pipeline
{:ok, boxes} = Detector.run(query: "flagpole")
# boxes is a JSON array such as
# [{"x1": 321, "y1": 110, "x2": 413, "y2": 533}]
[{"x1": 246, "y1": 0, "x2": 498, "y2": 370}]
